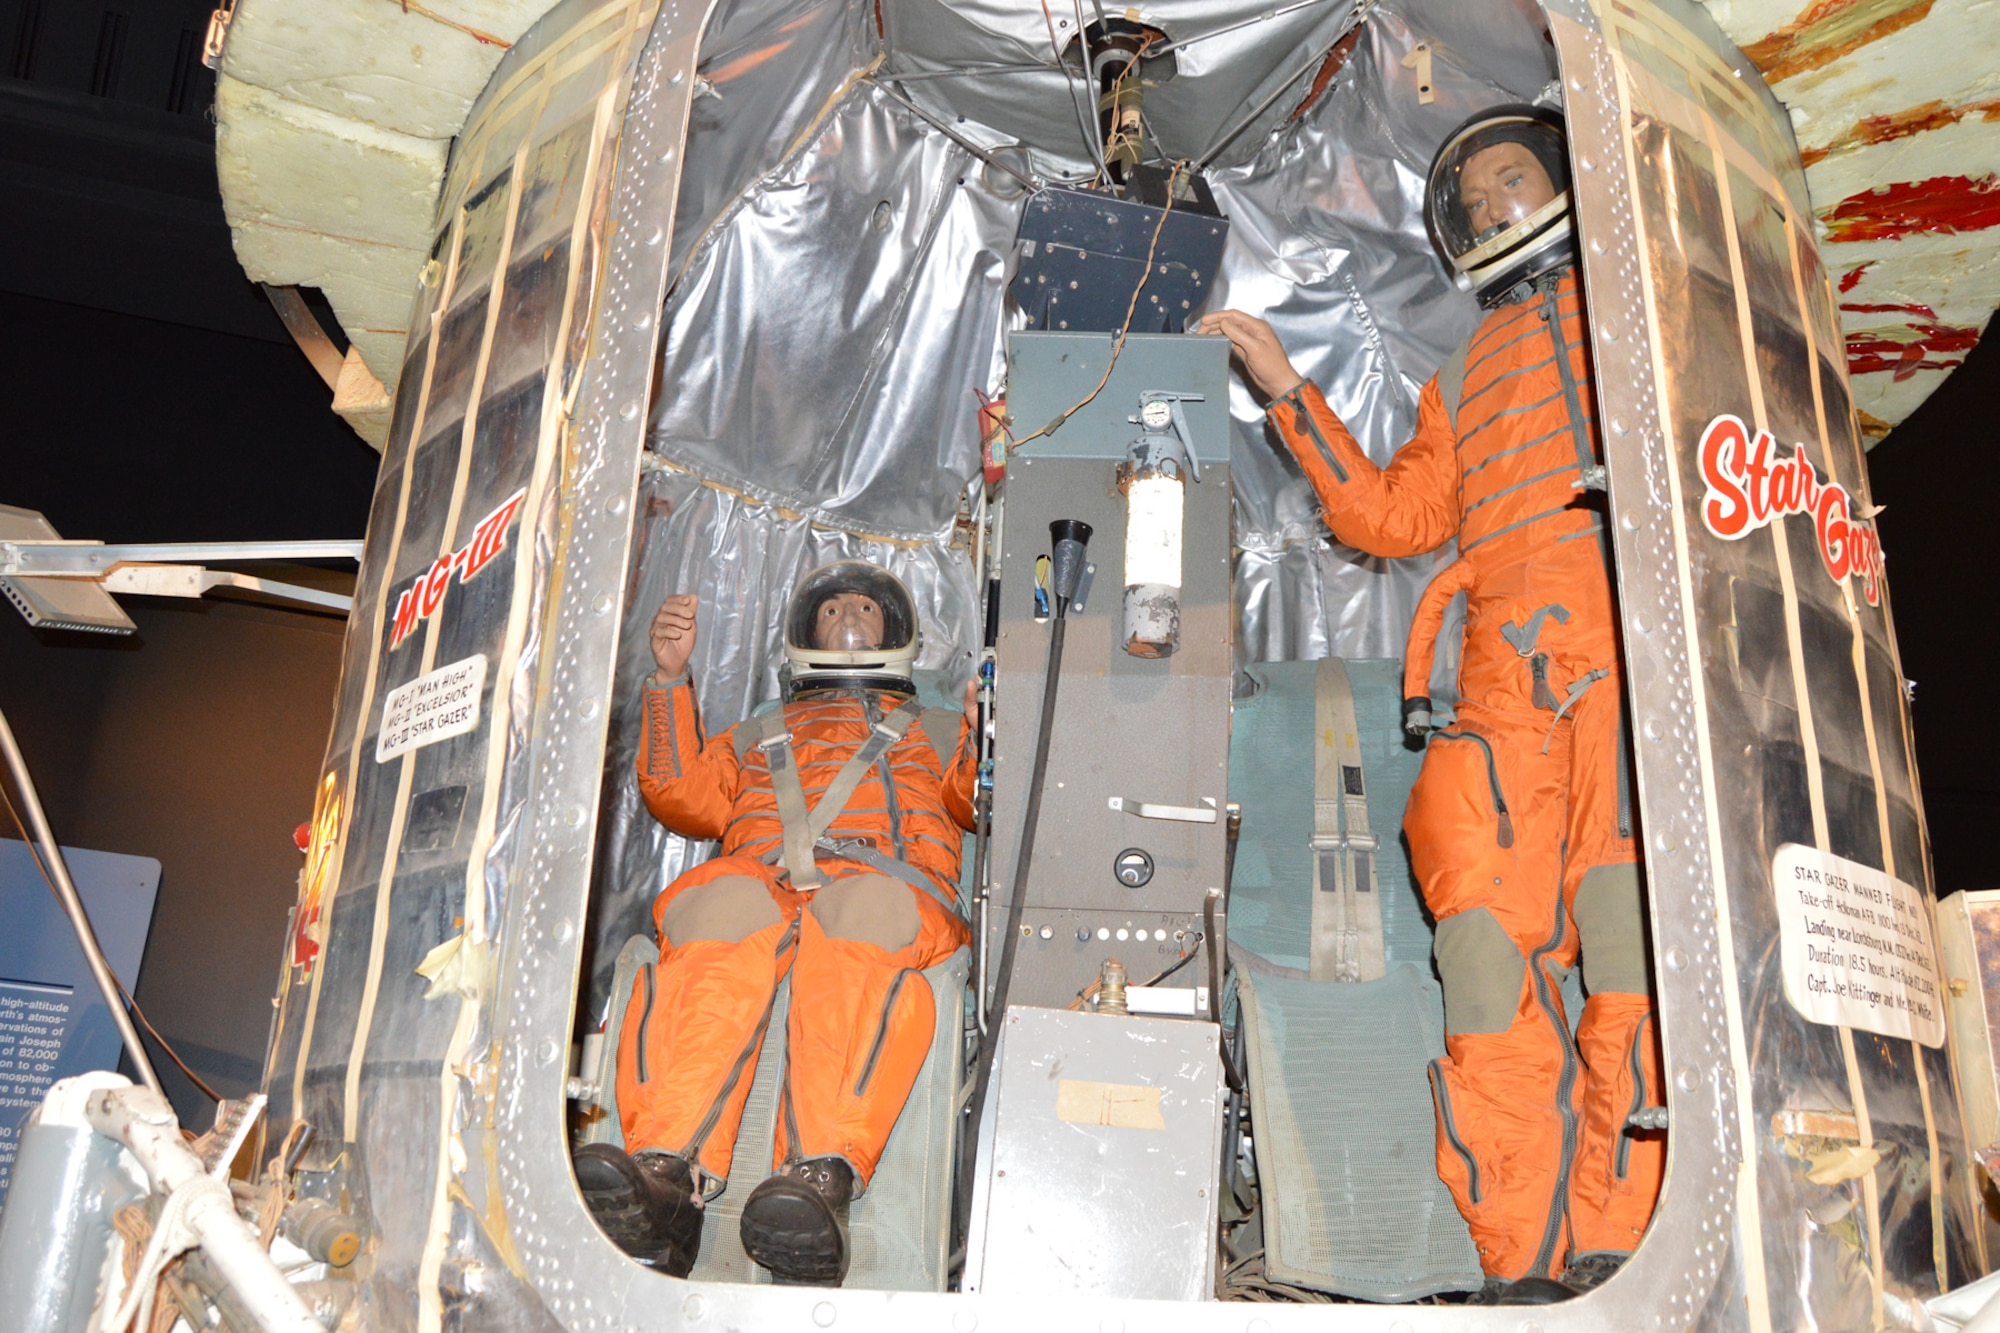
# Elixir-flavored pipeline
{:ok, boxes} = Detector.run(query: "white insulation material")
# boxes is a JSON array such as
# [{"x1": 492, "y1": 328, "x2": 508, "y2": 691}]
[{"x1": 214, "y1": 0, "x2": 553, "y2": 443}]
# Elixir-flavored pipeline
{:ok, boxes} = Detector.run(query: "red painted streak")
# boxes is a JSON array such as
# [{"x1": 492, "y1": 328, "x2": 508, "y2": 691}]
[
  {"x1": 1840, "y1": 300, "x2": 1938, "y2": 318},
  {"x1": 1821, "y1": 174, "x2": 2000, "y2": 242},
  {"x1": 1846, "y1": 323, "x2": 1980, "y2": 379},
  {"x1": 1837, "y1": 261, "x2": 1876, "y2": 293}
]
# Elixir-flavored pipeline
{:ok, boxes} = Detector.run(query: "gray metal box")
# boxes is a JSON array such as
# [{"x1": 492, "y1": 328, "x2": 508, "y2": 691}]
[
  {"x1": 963, "y1": 1005, "x2": 1225, "y2": 1300},
  {"x1": 987, "y1": 332, "x2": 1234, "y2": 1009}
]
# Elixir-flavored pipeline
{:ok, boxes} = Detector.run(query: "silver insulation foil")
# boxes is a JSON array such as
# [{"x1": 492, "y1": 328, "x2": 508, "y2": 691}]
[{"x1": 589, "y1": 0, "x2": 1560, "y2": 1014}]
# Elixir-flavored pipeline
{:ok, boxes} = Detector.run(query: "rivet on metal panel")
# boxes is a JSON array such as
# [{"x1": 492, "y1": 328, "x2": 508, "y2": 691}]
[
  {"x1": 580, "y1": 699, "x2": 599, "y2": 721},
  {"x1": 1611, "y1": 417, "x2": 1628, "y2": 435},
  {"x1": 645, "y1": 227, "x2": 663, "y2": 246},
  {"x1": 537, "y1": 1039, "x2": 559, "y2": 1066},
  {"x1": 813, "y1": 1301, "x2": 836, "y2": 1327},
  {"x1": 553, "y1": 919, "x2": 573, "y2": 944},
  {"x1": 619, "y1": 402, "x2": 639, "y2": 420},
  {"x1": 1655, "y1": 832, "x2": 1675, "y2": 853},
  {"x1": 606, "y1": 495, "x2": 627, "y2": 516},
  {"x1": 1677, "y1": 1067, "x2": 1701, "y2": 1093},
  {"x1": 1621, "y1": 510, "x2": 1639, "y2": 532},
  {"x1": 1645, "y1": 719, "x2": 1663, "y2": 741},
  {"x1": 1599, "y1": 325, "x2": 1619, "y2": 344},
  {"x1": 681, "y1": 1292, "x2": 707, "y2": 1323},
  {"x1": 1579, "y1": 156, "x2": 1595, "y2": 173},
  {"x1": 670, "y1": 70, "x2": 683, "y2": 85},
  {"x1": 593, "y1": 594, "x2": 613, "y2": 615},
  {"x1": 565, "y1": 806, "x2": 585, "y2": 828}
]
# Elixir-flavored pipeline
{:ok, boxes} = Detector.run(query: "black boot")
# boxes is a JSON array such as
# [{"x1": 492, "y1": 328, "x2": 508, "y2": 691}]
[
  {"x1": 1465, "y1": 1275, "x2": 1579, "y2": 1305},
  {"x1": 573, "y1": 1143, "x2": 704, "y2": 1277},
  {"x1": 1562, "y1": 1249, "x2": 1629, "y2": 1292},
  {"x1": 739, "y1": 1156, "x2": 855, "y2": 1286}
]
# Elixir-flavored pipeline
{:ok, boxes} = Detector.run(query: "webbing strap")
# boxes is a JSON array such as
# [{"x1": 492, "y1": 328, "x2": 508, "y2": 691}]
[
  {"x1": 758, "y1": 698, "x2": 924, "y2": 891},
  {"x1": 1310, "y1": 659, "x2": 1385, "y2": 983},
  {"x1": 1435, "y1": 331, "x2": 1475, "y2": 436},
  {"x1": 816, "y1": 837, "x2": 963, "y2": 917}
]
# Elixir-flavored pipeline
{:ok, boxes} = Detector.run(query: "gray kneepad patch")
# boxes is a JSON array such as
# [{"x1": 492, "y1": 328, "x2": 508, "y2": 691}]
[
  {"x1": 1433, "y1": 907, "x2": 1526, "y2": 1036},
  {"x1": 1572, "y1": 863, "x2": 1651, "y2": 996}
]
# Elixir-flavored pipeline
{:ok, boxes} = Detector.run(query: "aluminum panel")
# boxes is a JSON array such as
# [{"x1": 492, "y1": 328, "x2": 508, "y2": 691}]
[{"x1": 965, "y1": 1006, "x2": 1223, "y2": 1300}]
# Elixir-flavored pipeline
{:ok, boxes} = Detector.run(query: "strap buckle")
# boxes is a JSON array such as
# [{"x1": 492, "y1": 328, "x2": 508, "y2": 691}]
[
  {"x1": 1311, "y1": 831, "x2": 1379, "y2": 854},
  {"x1": 754, "y1": 729, "x2": 794, "y2": 752}
]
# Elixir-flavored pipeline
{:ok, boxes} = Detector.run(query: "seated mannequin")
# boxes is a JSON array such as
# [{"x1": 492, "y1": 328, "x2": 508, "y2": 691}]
[{"x1": 574, "y1": 561, "x2": 975, "y2": 1286}]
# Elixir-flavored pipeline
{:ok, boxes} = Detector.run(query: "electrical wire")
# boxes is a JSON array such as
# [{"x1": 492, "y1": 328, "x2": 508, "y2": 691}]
[
  {"x1": 1004, "y1": 158, "x2": 1191, "y2": 452},
  {"x1": 0, "y1": 782, "x2": 224, "y2": 1102},
  {"x1": 1063, "y1": 932, "x2": 1204, "y2": 1010}
]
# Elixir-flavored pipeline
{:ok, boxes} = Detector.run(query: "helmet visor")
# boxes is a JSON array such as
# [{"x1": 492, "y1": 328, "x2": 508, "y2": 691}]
[
  {"x1": 784, "y1": 561, "x2": 918, "y2": 660},
  {"x1": 1426, "y1": 114, "x2": 1570, "y2": 271}
]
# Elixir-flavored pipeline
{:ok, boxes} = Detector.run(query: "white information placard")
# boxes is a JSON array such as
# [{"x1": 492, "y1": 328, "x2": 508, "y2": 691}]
[
  {"x1": 377, "y1": 655, "x2": 487, "y2": 763},
  {"x1": 1773, "y1": 843, "x2": 1943, "y2": 1048}
]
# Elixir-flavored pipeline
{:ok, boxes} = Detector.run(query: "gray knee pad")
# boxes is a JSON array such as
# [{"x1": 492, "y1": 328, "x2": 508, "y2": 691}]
[
  {"x1": 807, "y1": 873, "x2": 921, "y2": 952},
  {"x1": 660, "y1": 875, "x2": 782, "y2": 947},
  {"x1": 1433, "y1": 907, "x2": 1526, "y2": 1036},
  {"x1": 1572, "y1": 863, "x2": 1651, "y2": 996}
]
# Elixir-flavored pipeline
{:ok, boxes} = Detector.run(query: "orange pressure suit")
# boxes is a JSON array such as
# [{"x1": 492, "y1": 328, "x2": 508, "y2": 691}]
[
  {"x1": 1269, "y1": 269, "x2": 1663, "y2": 1279},
  {"x1": 616, "y1": 680, "x2": 973, "y2": 1191}
]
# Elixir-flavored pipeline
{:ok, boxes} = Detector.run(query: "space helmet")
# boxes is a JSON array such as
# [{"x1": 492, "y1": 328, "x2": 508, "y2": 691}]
[
  {"x1": 1423, "y1": 104, "x2": 1576, "y2": 308},
  {"x1": 782, "y1": 560, "x2": 921, "y2": 696}
]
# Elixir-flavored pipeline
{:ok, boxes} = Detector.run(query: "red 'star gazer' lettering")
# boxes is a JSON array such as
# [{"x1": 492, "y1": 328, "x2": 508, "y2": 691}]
[
  {"x1": 389, "y1": 488, "x2": 528, "y2": 648},
  {"x1": 1697, "y1": 414, "x2": 1883, "y2": 605}
]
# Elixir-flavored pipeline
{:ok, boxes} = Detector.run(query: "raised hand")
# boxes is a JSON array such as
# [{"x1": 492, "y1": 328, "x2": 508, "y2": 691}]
[
  {"x1": 1193, "y1": 310, "x2": 1306, "y2": 401},
  {"x1": 650, "y1": 593, "x2": 698, "y2": 681}
]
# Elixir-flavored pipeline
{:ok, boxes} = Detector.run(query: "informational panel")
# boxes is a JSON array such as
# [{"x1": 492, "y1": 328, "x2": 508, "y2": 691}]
[{"x1": 0, "y1": 838, "x2": 159, "y2": 1210}]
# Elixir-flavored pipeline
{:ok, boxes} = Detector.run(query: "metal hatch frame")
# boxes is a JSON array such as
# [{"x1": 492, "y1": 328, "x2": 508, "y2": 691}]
[{"x1": 259, "y1": 0, "x2": 1971, "y2": 1326}]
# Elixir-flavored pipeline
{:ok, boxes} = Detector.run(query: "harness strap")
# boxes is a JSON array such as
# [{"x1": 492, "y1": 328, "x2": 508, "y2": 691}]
[
  {"x1": 1435, "y1": 330, "x2": 1476, "y2": 437},
  {"x1": 1310, "y1": 658, "x2": 1385, "y2": 983},
  {"x1": 758, "y1": 697, "x2": 924, "y2": 891},
  {"x1": 1500, "y1": 603, "x2": 1570, "y2": 657},
  {"x1": 1542, "y1": 668, "x2": 1610, "y2": 754}
]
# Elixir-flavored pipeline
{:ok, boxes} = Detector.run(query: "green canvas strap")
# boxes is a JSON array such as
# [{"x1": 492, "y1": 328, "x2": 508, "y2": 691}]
[
  {"x1": 1310, "y1": 658, "x2": 1385, "y2": 983},
  {"x1": 756, "y1": 697, "x2": 924, "y2": 891}
]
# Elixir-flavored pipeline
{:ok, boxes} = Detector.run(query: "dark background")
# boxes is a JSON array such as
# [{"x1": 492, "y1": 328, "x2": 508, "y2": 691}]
[{"x1": 0, "y1": 1, "x2": 1994, "y2": 1125}]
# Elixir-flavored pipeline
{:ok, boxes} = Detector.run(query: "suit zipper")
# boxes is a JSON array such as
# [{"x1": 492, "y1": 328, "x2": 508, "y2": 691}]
[
  {"x1": 1428, "y1": 1060, "x2": 1483, "y2": 1204},
  {"x1": 853, "y1": 968, "x2": 921, "y2": 1097},
  {"x1": 634, "y1": 964, "x2": 657, "y2": 1083},
  {"x1": 1544, "y1": 285, "x2": 1598, "y2": 484},
  {"x1": 1615, "y1": 701, "x2": 1634, "y2": 842},
  {"x1": 680, "y1": 920, "x2": 798, "y2": 1161},
  {"x1": 1615, "y1": 1013, "x2": 1653, "y2": 1179},
  {"x1": 1525, "y1": 874, "x2": 1581, "y2": 1277},
  {"x1": 1434, "y1": 731, "x2": 1514, "y2": 847},
  {"x1": 1287, "y1": 389, "x2": 1349, "y2": 483}
]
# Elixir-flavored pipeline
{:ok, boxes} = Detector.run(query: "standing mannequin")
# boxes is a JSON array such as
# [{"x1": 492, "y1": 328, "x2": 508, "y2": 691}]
[{"x1": 1199, "y1": 105, "x2": 1662, "y2": 1299}]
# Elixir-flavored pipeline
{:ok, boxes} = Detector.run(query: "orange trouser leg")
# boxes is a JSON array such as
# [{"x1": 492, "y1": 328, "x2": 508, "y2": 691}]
[
  {"x1": 775, "y1": 875, "x2": 968, "y2": 1189},
  {"x1": 1561, "y1": 677, "x2": 1664, "y2": 1255},
  {"x1": 616, "y1": 858, "x2": 799, "y2": 1184},
  {"x1": 1408, "y1": 707, "x2": 1580, "y2": 1280}
]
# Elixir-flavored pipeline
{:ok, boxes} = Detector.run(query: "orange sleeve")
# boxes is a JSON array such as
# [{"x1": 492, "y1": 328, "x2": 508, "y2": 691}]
[
  {"x1": 941, "y1": 713, "x2": 978, "y2": 833},
  {"x1": 634, "y1": 677, "x2": 740, "y2": 841},
  {"x1": 1266, "y1": 377, "x2": 1462, "y2": 559}
]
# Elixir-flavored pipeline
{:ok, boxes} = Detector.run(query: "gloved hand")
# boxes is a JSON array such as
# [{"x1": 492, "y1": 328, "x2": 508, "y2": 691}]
[
  {"x1": 651, "y1": 593, "x2": 698, "y2": 682},
  {"x1": 1193, "y1": 310, "x2": 1306, "y2": 401}
]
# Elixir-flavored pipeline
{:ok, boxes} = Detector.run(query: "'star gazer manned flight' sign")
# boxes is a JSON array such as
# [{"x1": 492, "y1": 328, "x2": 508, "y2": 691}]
[
  {"x1": 389, "y1": 487, "x2": 528, "y2": 649},
  {"x1": 1697, "y1": 415, "x2": 1885, "y2": 605}
]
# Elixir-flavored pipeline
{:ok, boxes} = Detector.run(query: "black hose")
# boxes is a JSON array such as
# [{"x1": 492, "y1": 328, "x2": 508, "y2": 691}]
[{"x1": 954, "y1": 521, "x2": 1088, "y2": 1263}]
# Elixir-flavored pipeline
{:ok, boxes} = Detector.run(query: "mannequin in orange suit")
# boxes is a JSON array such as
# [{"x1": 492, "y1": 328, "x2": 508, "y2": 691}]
[
  {"x1": 1199, "y1": 105, "x2": 1662, "y2": 1302},
  {"x1": 574, "y1": 561, "x2": 974, "y2": 1286}
]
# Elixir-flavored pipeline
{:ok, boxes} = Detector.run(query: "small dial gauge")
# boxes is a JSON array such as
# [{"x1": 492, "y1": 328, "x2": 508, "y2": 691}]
[{"x1": 1114, "y1": 848, "x2": 1155, "y2": 888}]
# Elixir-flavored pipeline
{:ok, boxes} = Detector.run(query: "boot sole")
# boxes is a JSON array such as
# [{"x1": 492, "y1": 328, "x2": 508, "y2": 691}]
[{"x1": 740, "y1": 1185, "x2": 848, "y2": 1286}]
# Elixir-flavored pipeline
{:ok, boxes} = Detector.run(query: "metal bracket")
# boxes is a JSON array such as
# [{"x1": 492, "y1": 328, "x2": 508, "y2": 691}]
[{"x1": 1107, "y1": 795, "x2": 1220, "y2": 824}]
